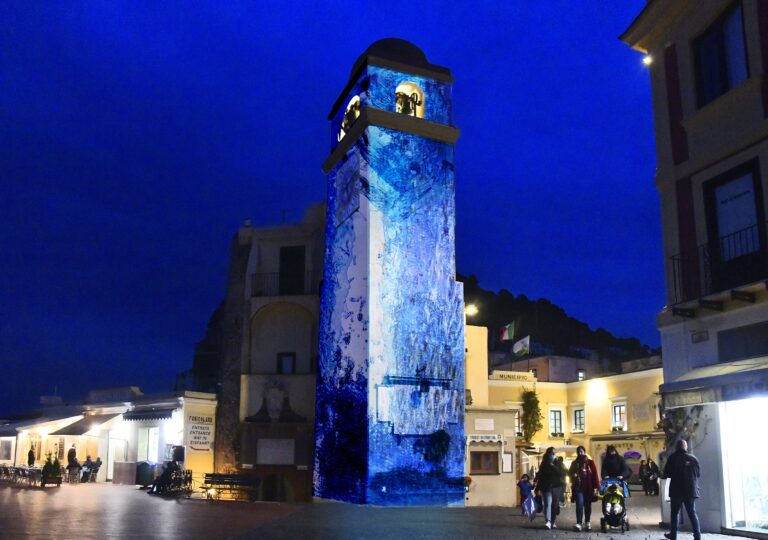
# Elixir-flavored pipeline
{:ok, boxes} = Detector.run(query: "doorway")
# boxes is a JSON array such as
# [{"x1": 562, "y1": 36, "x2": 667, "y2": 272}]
[{"x1": 107, "y1": 438, "x2": 127, "y2": 481}]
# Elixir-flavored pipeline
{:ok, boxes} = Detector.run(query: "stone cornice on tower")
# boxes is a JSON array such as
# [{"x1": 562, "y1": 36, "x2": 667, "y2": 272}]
[{"x1": 322, "y1": 106, "x2": 460, "y2": 174}]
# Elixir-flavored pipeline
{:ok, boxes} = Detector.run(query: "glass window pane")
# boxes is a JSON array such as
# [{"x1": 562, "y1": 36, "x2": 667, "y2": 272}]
[
  {"x1": 724, "y1": 4, "x2": 748, "y2": 88},
  {"x1": 715, "y1": 173, "x2": 758, "y2": 260},
  {"x1": 470, "y1": 451, "x2": 498, "y2": 474},
  {"x1": 696, "y1": 28, "x2": 725, "y2": 105}
]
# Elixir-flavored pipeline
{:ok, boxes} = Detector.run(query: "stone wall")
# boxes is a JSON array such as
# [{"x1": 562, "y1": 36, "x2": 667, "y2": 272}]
[{"x1": 213, "y1": 234, "x2": 250, "y2": 473}]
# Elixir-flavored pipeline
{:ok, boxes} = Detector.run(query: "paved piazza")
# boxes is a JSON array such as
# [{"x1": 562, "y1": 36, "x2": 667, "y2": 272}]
[{"x1": 0, "y1": 483, "x2": 752, "y2": 539}]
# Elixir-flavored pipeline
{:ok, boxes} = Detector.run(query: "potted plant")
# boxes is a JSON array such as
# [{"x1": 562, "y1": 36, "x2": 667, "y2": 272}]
[{"x1": 41, "y1": 452, "x2": 62, "y2": 487}]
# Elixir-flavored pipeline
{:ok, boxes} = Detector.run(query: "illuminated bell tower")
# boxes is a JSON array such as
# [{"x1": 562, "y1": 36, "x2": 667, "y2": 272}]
[{"x1": 314, "y1": 39, "x2": 464, "y2": 505}]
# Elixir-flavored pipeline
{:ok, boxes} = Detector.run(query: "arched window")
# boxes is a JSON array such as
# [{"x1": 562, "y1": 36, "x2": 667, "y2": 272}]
[
  {"x1": 395, "y1": 82, "x2": 424, "y2": 118},
  {"x1": 338, "y1": 95, "x2": 361, "y2": 142}
]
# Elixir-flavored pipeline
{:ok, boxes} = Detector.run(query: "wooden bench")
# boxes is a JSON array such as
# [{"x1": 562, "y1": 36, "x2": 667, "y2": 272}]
[{"x1": 201, "y1": 473, "x2": 260, "y2": 501}]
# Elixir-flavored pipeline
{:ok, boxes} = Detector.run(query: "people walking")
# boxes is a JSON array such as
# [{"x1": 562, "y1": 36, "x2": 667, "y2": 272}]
[
  {"x1": 568, "y1": 445, "x2": 599, "y2": 531},
  {"x1": 517, "y1": 474, "x2": 534, "y2": 511},
  {"x1": 601, "y1": 445, "x2": 631, "y2": 480},
  {"x1": 601, "y1": 445, "x2": 631, "y2": 497},
  {"x1": 639, "y1": 459, "x2": 648, "y2": 494},
  {"x1": 647, "y1": 458, "x2": 660, "y2": 495},
  {"x1": 27, "y1": 445, "x2": 35, "y2": 467},
  {"x1": 534, "y1": 447, "x2": 565, "y2": 530},
  {"x1": 663, "y1": 439, "x2": 702, "y2": 540},
  {"x1": 555, "y1": 456, "x2": 567, "y2": 506}
]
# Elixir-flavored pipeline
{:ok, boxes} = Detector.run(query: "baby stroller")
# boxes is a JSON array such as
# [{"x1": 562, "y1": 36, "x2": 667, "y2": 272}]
[{"x1": 599, "y1": 479, "x2": 630, "y2": 533}]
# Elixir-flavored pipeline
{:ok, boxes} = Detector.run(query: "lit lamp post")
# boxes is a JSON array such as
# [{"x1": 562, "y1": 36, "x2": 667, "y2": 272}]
[{"x1": 465, "y1": 304, "x2": 478, "y2": 317}]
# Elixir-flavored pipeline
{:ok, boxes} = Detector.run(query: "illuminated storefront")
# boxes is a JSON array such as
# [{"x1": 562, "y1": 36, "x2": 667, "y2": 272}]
[
  {"x1": 661, "y1": 360, "x2": 768, "y2": 535},
  {"x1": 721, "y1": 396, "x2": 768, "y2": 533},
  {"x1": 0, "y1": 390, "x2": 216, "y2": 484}
]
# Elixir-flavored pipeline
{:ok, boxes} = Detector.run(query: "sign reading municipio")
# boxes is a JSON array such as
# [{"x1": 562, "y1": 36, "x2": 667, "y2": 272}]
[
  {"x1": 186, "y1": 413, "x2": 214, "y2": 453},
  {"x1": 490, "y1": 371, "x2": 535, "y2": 382}
]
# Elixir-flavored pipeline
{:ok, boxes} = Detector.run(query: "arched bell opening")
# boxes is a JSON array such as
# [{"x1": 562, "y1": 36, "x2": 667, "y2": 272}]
[
  {"x1": 395, "y1": 82, "x2": 424, "y2": 118},
  {"x1": 338, "y1": 95, "x2": 361, "y2": 142}
]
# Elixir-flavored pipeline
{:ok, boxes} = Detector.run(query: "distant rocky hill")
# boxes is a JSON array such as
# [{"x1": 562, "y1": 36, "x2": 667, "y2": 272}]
[{"x1": 458, "y1": 274, "x2": 657, "y2": 361}]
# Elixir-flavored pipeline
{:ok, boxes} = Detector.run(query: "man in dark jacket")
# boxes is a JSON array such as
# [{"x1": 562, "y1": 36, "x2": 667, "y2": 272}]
[{"x1": 663, "y1": 439, "x2": 701, "y2": 540}]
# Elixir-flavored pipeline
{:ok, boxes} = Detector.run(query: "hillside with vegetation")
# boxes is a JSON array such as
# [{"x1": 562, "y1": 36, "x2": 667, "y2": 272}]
[{"x1": 458, "y1": 274, "x2": 656, "y2": 361}]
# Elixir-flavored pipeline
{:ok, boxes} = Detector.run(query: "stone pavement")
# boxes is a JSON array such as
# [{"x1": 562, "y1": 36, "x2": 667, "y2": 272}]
[
  {"x1": 237, "y1": 493, "x2": 745, "y2": 540},
  {"x1": 0, "y1": 482, "x2": 299, "y2": 539},
  {"x1": 0, "y1": 483, "x2": 754, "y2": 540}
]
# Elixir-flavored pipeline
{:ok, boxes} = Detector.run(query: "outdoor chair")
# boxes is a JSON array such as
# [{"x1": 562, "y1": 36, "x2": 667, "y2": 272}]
[{"x1": 67, "y1": 467, "x2": 79, "y2": 484}]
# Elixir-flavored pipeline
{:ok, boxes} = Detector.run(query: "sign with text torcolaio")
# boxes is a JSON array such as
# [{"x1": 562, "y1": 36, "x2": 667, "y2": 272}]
[{"x1": 186, "y1": 413, "x2": 214, "y2": 453}]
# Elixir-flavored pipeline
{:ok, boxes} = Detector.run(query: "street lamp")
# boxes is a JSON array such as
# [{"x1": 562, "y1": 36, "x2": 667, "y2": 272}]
[{"x1": 465, "y1": 304, "x2": 478, "y2": 316}]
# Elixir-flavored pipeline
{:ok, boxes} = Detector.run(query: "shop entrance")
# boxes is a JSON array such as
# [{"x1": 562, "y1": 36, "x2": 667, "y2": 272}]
[
  {"x1": 721, "y1": 396, "x2": 768, "y2": 533},
  {"x1": 107, "y1": 438, "x2": 127, "y2": 481}
]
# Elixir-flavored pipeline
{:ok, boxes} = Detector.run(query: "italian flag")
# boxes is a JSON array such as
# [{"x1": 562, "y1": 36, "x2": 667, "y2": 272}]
[{"x1": 500, "y1": 322, "x2": 514, "y2": 341}]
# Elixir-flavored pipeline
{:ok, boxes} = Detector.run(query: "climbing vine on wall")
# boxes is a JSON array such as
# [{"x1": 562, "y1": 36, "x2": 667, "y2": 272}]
[{"x1": 521, "y1": 388, "x2": 543, "y2": 442}]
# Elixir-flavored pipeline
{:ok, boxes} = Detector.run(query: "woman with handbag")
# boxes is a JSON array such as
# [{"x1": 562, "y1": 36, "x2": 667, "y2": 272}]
[{"x1": 568, "y1": 445, "x2": 600, "y2": 531}]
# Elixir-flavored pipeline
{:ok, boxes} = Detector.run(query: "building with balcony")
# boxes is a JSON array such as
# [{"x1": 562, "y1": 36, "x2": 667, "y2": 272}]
[
  {"x1": 622, "y1": 1, "x2": 768, "y2": 535},
  {"x1": 210, "y1": 203, "x2": 325, "y2": 501}
]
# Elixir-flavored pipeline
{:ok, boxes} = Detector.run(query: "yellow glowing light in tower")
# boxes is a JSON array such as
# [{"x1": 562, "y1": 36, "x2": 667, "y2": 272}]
[
  {"x1": 465, "y1": 304, "x2": 478, "y2": 316},
  {"x1": 642, "y1": 55, "x2": 653, "y2": 66}
]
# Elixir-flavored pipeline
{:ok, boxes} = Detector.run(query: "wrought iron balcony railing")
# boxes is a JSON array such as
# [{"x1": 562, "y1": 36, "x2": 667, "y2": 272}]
[
  {"x1": 670, "y1": 222, "x2": 768, "y2": 304},
  {"x1": 250, "y1": 272, "x2": 320, "y2": 298}
]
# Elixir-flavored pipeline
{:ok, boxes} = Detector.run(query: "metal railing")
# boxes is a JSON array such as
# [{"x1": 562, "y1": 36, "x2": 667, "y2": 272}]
[
  {"x1": 670, "y1": 222, "x2": 767, "y2": 304},
  {"x1": 250, "y1": 272, "x2": 319, "y2": 298}
]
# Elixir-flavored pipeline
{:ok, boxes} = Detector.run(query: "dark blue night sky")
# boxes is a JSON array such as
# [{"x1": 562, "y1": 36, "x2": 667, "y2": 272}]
[{"x1": 0, "y1": 1, "x2": 656, "y2": 414}]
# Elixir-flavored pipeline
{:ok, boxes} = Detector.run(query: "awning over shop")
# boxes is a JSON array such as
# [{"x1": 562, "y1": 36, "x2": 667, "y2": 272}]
[
  {"x1": 51, "y1": 413, "x2": 121, "y2": 436},
  {"x1": 122, "y1": 408, "x2": 175, "y2": 421},
  {"x1": 0, "y1": 424, "x2": 19, "y2": 437},
  {"x1": 14, "y1": 412, "x2": 84, "y2": 432},
  {"x1": 660, "y1": 356, "x2": 768, "y2": 407},
  {"x1": 467, "y1": 434, "x2": 503, "y2": 444}
]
